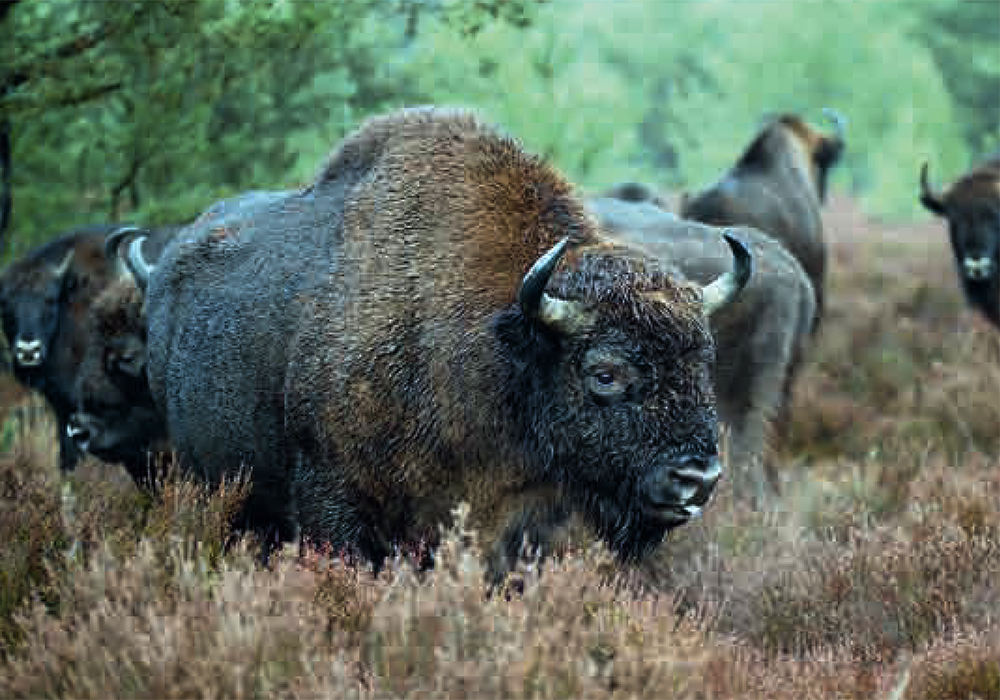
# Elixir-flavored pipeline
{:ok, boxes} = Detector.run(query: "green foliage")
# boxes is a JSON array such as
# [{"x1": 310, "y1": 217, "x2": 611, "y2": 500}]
[
  {"x1": 1, "y1": 0, "x2": 995, "y2": 256},
  {"x1": 915, "y1": 0, "x2": 1000, "y2": 157},
  {"x1": 398, "y1": 0, "x2": 986, "y2": 216},
  {"x1": 1, "y1": 0, "x2": 541, "y2": 257}
]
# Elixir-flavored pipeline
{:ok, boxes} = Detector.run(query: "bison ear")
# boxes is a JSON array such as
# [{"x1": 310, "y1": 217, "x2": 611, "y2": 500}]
[
  {"x1": 919, "y1": 162, "x2": 947, "y2": 216},
  {"x1": 816, "y1": 138, "x2": 843, "y2": 168}
]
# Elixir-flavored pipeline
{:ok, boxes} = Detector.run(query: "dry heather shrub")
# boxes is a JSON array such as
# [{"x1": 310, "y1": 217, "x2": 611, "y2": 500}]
[
  {"x1": 904, "y1": 628, "x2": 1000, "y2": 700},
  {"x1": 0, "y1": 409, "x2": 66, "y2": 656},
  {"x1": 62, "y1": 458, "x2": 152, "y2": 559},
  {"x1": 905, "y1": 449, "x2": 1000, "y2": 539},
  {"x1": 138, "y1": 465, "x2": 251, "y2": 567},
  {"x1": 726, "y1": 521, "x2": 998, "y2": 663},
  {"x1": 302, "y1": 545, "x2": 379, "y2": 644},
  {"x1": 787, "y1": 212, "x2": 1000, "y2": 463},
  {"x1": 359, "y1": 506, "x2": 753, "y2": 699},
  {"x1": 59, "y1": 458, "x2": 251, "y2": 582},
  {"x1": 0, "y1": 539, "x2": 358, "y2": 700}
]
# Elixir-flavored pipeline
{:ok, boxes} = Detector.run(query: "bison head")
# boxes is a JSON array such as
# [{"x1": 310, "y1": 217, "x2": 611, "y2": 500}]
[
  {"x1": 920, "y1": 162, "x2": 999, "y2": 285},
  {"x1": 499, "y1": 230, "x2": 751, "y2": 561},
  {"x1": 70, "y1": 228, "x2": 165, "y2": 477},
  {"x1": 0, "y1": 248, "x2": 74, "y2": 371}
]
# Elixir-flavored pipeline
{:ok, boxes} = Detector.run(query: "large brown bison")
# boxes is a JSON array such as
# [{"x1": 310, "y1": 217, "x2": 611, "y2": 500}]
[
  {"x1": 680, "y1": 109, "x2": 845, "y2": 327},
  {"x1": 589, "y1": 196, "x2": 815, "y2": 505},
  {"x1": 132, "y1": 108, "x2": 751, "y2": 578},
  {"x1": 919, "y1": 153, "x2": 999, "y2": 328},
  {"x1": 67, "y1": 228, "x2": 171, "y2": 482}
]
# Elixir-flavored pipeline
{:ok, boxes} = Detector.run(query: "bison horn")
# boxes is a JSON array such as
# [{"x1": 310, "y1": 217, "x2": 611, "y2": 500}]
[
  {"x1": 702, "y1": 232, "x2": 753, "y2": 316},
  {"x1": 53, "y1": 248, "x2": 74, "y2": 280},
  {"x1": 919, "y1": 162, "x2": 946, "y2": 215},
  {"x1": 105, "y1": 226, "x2": 145, "y2": 262},
  {"x1": 822, "y1": 107, "x2": 847, "y2": 142},
  {"x1": 125, "y1": 236, "x2": 154, "y2": 292},
  {"x1": 519, "y1": 237, "x2": 590, "y2": 332}
]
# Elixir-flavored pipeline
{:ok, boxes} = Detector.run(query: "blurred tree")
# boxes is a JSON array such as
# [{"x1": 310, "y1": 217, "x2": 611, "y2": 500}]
[
  {"x1": 914, "y1": 0, "x2": 1000, "y2": 158},
  {"x1": 0, "y1": 0, "x2": 540, "y2": 258}
]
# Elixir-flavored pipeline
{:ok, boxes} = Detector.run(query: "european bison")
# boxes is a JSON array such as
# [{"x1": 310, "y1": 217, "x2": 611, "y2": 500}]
[
  {"x1": 919, "y1": 153, "x2": 999, "y2": 328},
  {"x1": 0, "y1": 225, "x2": 120, "y2": 470},
  {"x1": 680, "y1": 109, "x2": 845, "y2": 328},
  {"x1": 588, "y1": 196, "x2": 815, "y2": 505},
  {"x1": 600, "y1": 181, "x2": 671, "y2": 210},
  {"x1": 67, "y1": 228, "x2": 172, "y2": 481},
  {"x1": 134, "y1": 108, "x2": 752, "y2": 578}
]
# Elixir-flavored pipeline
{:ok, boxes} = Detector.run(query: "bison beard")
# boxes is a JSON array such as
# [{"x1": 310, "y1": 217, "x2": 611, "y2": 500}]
[{"x1": 144, "y1": 108, "x2": 746, "y2": 580}]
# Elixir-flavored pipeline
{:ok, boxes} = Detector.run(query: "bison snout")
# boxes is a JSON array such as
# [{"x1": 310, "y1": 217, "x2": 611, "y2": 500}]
[
  {"x1": 66, "y1": 415, "x2": 94, "y2": 453},
  {"x1": 641, "y1": 454, "x2": 722, "y2": 524},
  {"x1": 963, "y1": 257, "x2": 994, "y2": 281},
  {"x1": 14, "y1": 337, "x2": 44, "y2": 367}
]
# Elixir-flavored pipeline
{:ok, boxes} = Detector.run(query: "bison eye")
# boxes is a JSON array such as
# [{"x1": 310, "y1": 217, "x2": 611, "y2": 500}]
[
  {"x1": 582, "y1": 348, "x2": 640, "y2": 403},
  {"x1": 585, "y1": 365, "x2": 629, "y2": 401}
]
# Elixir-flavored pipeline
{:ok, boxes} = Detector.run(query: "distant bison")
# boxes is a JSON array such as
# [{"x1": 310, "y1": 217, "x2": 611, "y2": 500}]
[
  {"x1": 135, "y1": 108, "x2": 751, "y2": 578},
  {"x1": 919, "y1": 153, "x2": 999, "y2": 328},
  {"x1": 600, "y1": 182, "x2": 671, "y2": 210},
  {"x1": 0, "y1": 225, "x2": 120, "y2": 470},
  {"x1": 67, "y1": 228, "x2": 172, "y2": 481},
  {"x1": 589, "y1": 197, "x2": 815, "y2": 504},
  {"x1": 681, "y1": 110, "x2": 845, "y2": 328}
]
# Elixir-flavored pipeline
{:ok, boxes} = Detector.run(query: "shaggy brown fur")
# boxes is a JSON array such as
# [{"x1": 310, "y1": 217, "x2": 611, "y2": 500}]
[
  {"x1": 70, "y1": 275, "x2": 167, "y2": 482},
  {"x1": 281, "y1": 109, "x2": 744, "y2": 580},
  {"x1": 920, "y1": 154, "x2": 1000, "y2": 328},
  {"x1": 681, "y1": 112, "x2": 844, "y2": 328}
]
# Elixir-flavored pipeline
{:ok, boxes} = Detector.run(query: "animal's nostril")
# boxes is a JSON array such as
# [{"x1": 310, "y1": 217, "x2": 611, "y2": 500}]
[
  {"x1": 66, "y1": 422, "x2": 90, "y2": 447},
  {"x1": 964, "y1": 258, "x2": 994, "y2": 280},
  {"x1": 14, "y1": 340, "x2": 44, "y2": 365},
  {"x1": 645, "y1": 454, "x2": 722, "y2": 510}
]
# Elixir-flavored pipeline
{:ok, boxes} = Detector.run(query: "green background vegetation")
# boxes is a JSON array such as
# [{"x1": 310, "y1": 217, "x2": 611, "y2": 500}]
[{"x1": 1, "y1": 0, "x2": 998, "y2": 257}]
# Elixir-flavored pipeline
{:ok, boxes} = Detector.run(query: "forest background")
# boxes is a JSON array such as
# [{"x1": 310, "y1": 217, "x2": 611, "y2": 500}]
[{"x1": 2, "y1": 0, "x2": 998, "y2": 257}]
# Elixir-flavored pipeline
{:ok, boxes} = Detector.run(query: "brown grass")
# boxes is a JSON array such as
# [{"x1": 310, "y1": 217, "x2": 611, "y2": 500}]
[{"x1": 0, "y1": 196, "x2": 997, "y2": 698}]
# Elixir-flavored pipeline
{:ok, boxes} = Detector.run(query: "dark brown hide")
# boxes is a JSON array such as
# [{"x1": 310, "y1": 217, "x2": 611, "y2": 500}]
[
  {"x1": 920, "y1": 154, "x2": 1000, "y2": 328},
  {"x1": 70, "y1": 276, "x2": 167, "y2": 482}
]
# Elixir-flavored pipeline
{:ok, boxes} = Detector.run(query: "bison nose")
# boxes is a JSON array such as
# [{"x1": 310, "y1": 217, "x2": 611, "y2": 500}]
[
  {"x1": 642, "y1": 454, "x2": 722, "y2": 524},
  {"x1": 14, "y1": 337, "x2": 44, "y2": 367},
  {"x1": 66, "y1": 416, "x2": 92, "y2": 453},
  {"x1": 963, "y1": 257, "x2": 993, "y2": 281}
]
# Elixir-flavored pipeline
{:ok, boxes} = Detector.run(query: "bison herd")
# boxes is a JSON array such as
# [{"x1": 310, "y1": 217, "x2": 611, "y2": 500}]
[{"x1": 1, "y1": 107, "x2": 997, "y2": 580}]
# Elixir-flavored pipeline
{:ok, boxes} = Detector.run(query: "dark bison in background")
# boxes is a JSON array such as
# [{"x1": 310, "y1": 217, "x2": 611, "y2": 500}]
[
  {"x1": 680, "y1": 109, "x2": 845, "y2": 328},
  {"x1": 133, "y1": 107, "x2": 751, "y2": 579},
  {"x1": 589, "y1": 196, "x2": 815, "y2": 505},
  {"x1": 67, "y1": 228, "x2": 173, "y2": 481},
  {"x1": 1, "y1": 225, "x2": 178, "y2": 473},
  {"x1": 0, "y1": 225, "x2": 120, "y2": 470},
  {"x1": 600, "y1": 181, "x2": 671, "y2": 210},
  {"x1": 919, "y1": 153, "x2": 1000, "y2": 328}
]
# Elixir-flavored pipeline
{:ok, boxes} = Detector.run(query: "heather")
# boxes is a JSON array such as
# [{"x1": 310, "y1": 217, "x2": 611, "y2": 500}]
[{"x1": 0, "y1": 197, "x2": 997, "y2": 698}]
